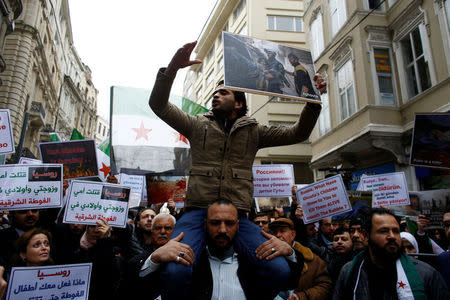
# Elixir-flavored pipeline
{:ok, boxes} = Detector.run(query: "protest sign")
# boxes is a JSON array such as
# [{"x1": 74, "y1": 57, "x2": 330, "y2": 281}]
[
  {"x1": 254, "y1": 197, "x2": 291, "y2": 212},
  {"x1": 297, "y1": 175, "x2": 351, "y2": 224},
  {"x1": 119, "y1": 173, "x2": 145, "y2": 208},
  {"x1": 146, "y1": 175, "x2": 186, "y2": 205},
  {"x1": 0, "y1": 109, "x2": 15, "y2": 155},
  {"x1": 18, "y1": 157, "x2": 42, "y2": 165},
  {"x1": 39, "y1": 140, "x2": 99, "y2": 179},
  {"x1": 64, "y1": 180, "x2": 130, "y2": 228},
  {"x1": 252, "y1": 164, "x2": 295, "y2": 197},
  {"x1": 0, "y1": 164, "x2": 63, "y2": 211},
  {"x1": 6, "y1": 263, "x2": 92, "y2": 300},
  {"x1": 410, "y1": 113, "x2": 450, "y2": 170},
  {"x1": 223, "y1": 32, "x2": 321, "y2": 103},
  {"x1": 358, "y1": 172, "x2": 410, "y2": 207}
]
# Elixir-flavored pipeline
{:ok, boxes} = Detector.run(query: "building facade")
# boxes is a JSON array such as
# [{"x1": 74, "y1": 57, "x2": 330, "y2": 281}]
[
  {"x1": 0, "y1": 0, "x2": 97, "y2": 160},
  {"x1": 304, "y1": 0, "x2": 450, "y2": 190},
  {"x1": 95, "y1": 114, "x2": 109, "y2": 145},
  {"x1": 183, "y1": 0, "x2": 316, "y2": 184}
]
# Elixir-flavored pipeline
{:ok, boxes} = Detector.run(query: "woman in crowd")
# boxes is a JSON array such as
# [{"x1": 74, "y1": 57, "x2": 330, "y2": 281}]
[{"x1": 12, "y1": 228, "x2": 53, "y2": 267}]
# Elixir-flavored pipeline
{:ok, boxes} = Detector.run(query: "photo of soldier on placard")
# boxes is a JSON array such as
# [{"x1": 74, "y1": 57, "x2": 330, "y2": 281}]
[{"x1": 223, "y1": 32, "x2": 321, "y2": 103}]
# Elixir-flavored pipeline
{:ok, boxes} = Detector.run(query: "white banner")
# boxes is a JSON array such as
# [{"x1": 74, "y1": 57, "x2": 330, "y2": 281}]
[
  {"x1": 6, "y1": 263, "x2": 92, "y2": 300},
  {"x1": 63, "y1": 180, "x2": 130, "y2": 228},
  {"x1": 252, "y1": 164, "x2": 294, "y2": 197},
  {"x1": 358, "y1": 172, "x2": 410, "y2": 207},
  {"x1": 297, "y1": 174, "x2": 351, "y2": 224},
  {"x1": 0, "y1": 109, "x2": 15, "y2": 155},
  {"x1": 0, "y1": 164, "x2": 63, "y2": 210}
]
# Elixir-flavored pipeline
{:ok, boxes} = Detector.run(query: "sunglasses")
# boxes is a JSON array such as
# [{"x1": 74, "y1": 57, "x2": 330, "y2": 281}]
[{"x1": 255, "y1": 220, "x2": 268, "y2": 225}]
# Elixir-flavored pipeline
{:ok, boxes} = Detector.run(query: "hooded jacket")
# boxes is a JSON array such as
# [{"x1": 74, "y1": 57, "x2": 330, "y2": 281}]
[{"x1": 150, "y1": 68, "x2": 321, "y2": 211}]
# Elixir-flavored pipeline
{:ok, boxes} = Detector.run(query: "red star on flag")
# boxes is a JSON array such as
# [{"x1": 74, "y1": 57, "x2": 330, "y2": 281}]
[
  {"x1": 132, "y1": 122, "x2": 152, "y2": 141},
  {"x1": 99, "y1": 162, "x2": 111, "y2": 178},
  {"x1": 398, "y1": 281, "x2": 406, "y2": 289},
  {"x1": 173, "y1": 132, "x2": 188, "y2": 144}
]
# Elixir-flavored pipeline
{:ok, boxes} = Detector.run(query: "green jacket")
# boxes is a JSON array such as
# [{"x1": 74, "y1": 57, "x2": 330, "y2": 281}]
[{"x1": 149, "y1": 69, "x2": 321, "y2": 211}]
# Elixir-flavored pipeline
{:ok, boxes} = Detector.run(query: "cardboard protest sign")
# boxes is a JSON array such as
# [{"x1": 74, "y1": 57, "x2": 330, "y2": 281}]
[
  {"x1": 0, "y1": 164, "x2": 63, "y2": 210},
  {"x1": 358, "y1": 172, "x2": 410, "y2": 207},
  {"x1": 223, "y1": 32, "x2": 321, "y2": 103},
  {"x1": 146, "y1": 175, "x2": 186, "y2": 205},
  {"x1": 252, "y1": 164, "x2": 295, "y2": 197},
  {"x1": 410, "y1": 113, "x2": 450, "y2": 170},
  {"x1": 63, "y1": 180, "x2": 130, "y2": 228},
  {"x1": 254, "y1": 197, "x2": 291, "y2": 212},
  {"x1": 39, "y1": 140, "x2": 99, "y2": 179},
  {"x1": 6, "y1": 263, "x2": 92, "y2": 300},
  {"x1": 119, "y1": 173, "x2": 145, "y2": 208},
  {"x1": 297, "y1": 175, "x2": 351, "y2": 224},
  {"x1": 0, "y1": 109, "x2": 15, "y2": 155},
  {"x1": 18, "y1": 157, "x2": 42, "y2": 165}
]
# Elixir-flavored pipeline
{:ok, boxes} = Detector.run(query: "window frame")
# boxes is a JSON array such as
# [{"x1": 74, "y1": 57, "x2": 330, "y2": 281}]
[
  {"x1": 336, "y1": 59, "x2": 357, "y2": 121},
  {"x1": 310, "y1": 12, "x2": 324, "y2": 60},
  {"x1": 329, "y1": 0, "x2": 347, "y2": 37},
  {"x1": 318, "y1": 91, "x2": 331, "y2": 136},
  {"x1": 267, "y1": 15, "x2": 303, "y2": 32}
]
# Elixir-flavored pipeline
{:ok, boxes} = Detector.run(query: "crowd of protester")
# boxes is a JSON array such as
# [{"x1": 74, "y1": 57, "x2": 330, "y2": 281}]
[{"x1": 0, "y1": 177, "x2": 449, "y2": 300}]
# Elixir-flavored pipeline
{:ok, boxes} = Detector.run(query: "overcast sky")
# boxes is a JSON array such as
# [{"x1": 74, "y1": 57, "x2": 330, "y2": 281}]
[{"x1": 68, "y1": 0, "x2": 217, "y2": 120}]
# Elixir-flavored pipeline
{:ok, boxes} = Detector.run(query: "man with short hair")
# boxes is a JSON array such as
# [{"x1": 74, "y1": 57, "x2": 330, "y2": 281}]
[
  {"x1": 307, "y1": 217, "x2": 336, "y2": 263},
  {"x1": 253, "y1": 213, "x2": 270, "y2": 233},
  {"x1": 436, "y1": 211, "x2": 450, "y2": 292},
  {"x1": 150, "y1": 41, "x2": 325, "y2": 299},
  {"x1": 128, "y1": 208, "x2": 156, "y2": 257},
  {"x1": 288, "y1": 53, "x2": 317, "y2": 99},
  {"x1": 269, "y1": 218, "x2": 332, "y2": 300},
  {"x1": 328, "y1": 228, "x2": 353, "y2": 282},
  {"x1": 333, "y1": 208, "x2": 449, "y2": 300},
  {"x1": 349, "y1": 214, "x2": 368, "y2": 252}
]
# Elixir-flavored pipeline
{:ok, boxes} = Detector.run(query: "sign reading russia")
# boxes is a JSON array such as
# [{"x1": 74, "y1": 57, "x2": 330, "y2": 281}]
[
  {"x1": 297, "y1": 175, "x2": 351, "y2": 224},
  {"x1": 0, "y1": 164, "x2": 63, "y2": 210},
  {"x1": 358, "y1": 172, "x2": 410, "y2": 207},
  {"x1": 252, "y1": 164, "x2": 294, "y2": 197},
  {"x1": 0, "y1": 109, "x2": 15, "y2": 155}
]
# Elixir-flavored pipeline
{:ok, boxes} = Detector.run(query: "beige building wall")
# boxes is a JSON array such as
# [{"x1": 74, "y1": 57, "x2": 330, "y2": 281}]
[
  {"x1": 0, "y1": 0, "x2": 98, "y2": 160},
  {"x1": 183, "y1": 0, "x2": 315, "y2": 184},
  {"x1": 304, "y1": 0, "x2": 450, "y2": 190}
]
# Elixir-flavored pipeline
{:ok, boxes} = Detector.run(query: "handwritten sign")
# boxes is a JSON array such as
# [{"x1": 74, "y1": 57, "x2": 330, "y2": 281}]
[
  {"x1": 6, "y1": 263, "x2": 92, "y2": 300},
  {"x1": 358, "y1": 172, "x2": 410, "y2": 207},
  {"x1": 0, "y1": 164, "x2": 63, "y2": 210},
  {"x1": 0, "y1": 109, "x2": 15, "y2": 155},
  {"x1": 19, "y1": 157, "x2": 43, "y2": 165},
  {"x1": 39, "y1": 140, "x2": 99, "y2": 179},
  {"x1": 297, "y1": 175, "x2": 351, "y2": 224},
  {"x1": 119, "y1": 173, "x2": 144, "y2": 208},
  {"x1": 252, "y1": 164, "x2": 294, "y2": 197},
  {"x1": 64, "y1": 180, "x2": 130, "y2": 228}
]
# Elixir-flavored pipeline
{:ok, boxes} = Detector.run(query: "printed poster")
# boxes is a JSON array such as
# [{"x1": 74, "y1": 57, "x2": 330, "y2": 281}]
[
  {"x1": 0, "y1": 164, "x2": 63, "y2": 210},
  {"x1": 358, "y1": 172, "x2": 410, "y2": 207},
  {"x1": 252, "y1": 164, "x2": 295, "y2": 197},
  {"x1": 146, "y1": 174, "x2": 186, "y2": 205},
  {"x1": 39, "y1": 140, "x2": 99, "y2": 179},
  {"x1": 63, "y1": 180, "x2": 130, "y2": 228},
  {"x1": 0, "y1": 109, "x2": 15, "y2": 155},
  {"x1": 6, "y1": 263, "x2": 92, "y2": 300},
  {"x1": 297, "y1": 175, "x2": 351, "y2": 224},
  {"x1": 119, "y1": 173, "x2": 145, "y2": 208}
]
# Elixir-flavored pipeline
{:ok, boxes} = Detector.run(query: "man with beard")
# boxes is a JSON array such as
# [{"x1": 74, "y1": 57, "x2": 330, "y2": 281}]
[
  {"x1": 436, "y1": 211, "x2": 450, "y2": 292},
  {"x1": 307, "y1": 217, "x2": 336, "y2": 264},
  {"x1": 333, "y1": 208, "x2": 449, "y2": 300},
  {"x1": 128, "y1": 208, "x2": 156, "y2": 257},
  {"x1": 288, "y1": 53, "x2": 317, "y2": 99},
  {"x1": 328, "y1": 228, "x2": 354, "y2": 282}
]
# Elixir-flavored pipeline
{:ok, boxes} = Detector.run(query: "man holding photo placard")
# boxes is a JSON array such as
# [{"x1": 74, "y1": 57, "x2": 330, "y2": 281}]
[{"x1": 149, "y1": 41, "x2": 326, "y2": 299}]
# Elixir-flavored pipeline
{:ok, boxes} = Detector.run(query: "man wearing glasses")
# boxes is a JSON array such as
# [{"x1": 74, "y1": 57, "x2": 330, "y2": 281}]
[{"x1": 253, "y1": 213, "x2": 270, "y2": 233}]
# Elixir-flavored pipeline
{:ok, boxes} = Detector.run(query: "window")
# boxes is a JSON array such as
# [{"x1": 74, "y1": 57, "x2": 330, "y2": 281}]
[
  {"x1": 238, "y1": 23, "x2": 248, "y2": 35},
  {"x1": 337, "y1": 60, "x2": 357, "y2": 120},
  {"x1": 98, "y1": 123, "x2": 102, "y2": 134},
  {"x1": 400, "y1": 27, "x2": 431, "y2": 98},
  {"x1": 218, "y1": 56, "x2": 224, "y2": 69},
  {"x1": 268, "y1": 16, "x2": 303, "y2": 32},
  {"x1": 310, "y1": 14, "x2": 324, "y2": 60},
  {"x1": 368, "y1": 0, "x2": 384, "y2": 10},
  {"x1": 233, "y1": 0, "x2": 246, "y2": 20},
  {"x1": 103, "y1": 126, "x2": 106, "y2": 136},
  {"x1": 329, "y1": 0, "x2": 347, "y2": 36},
  {"x1": 372, "y1": 48, "x2": 396, "y2": 105},
  {"x1": 205, "y1": 98, "x2": 212, "y2": 110},
  {"x1": 318, "y1": 92, "x2": 331, "y2": 135},
  {"x1": 206, "y1": 69, "x2": 215, "y2": 86},
  {"x1": 206, "y1": 48, "x2": 214, "y2": 63}
]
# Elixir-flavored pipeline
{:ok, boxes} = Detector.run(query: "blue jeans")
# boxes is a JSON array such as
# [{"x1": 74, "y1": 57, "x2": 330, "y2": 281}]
[{"x1": 160, "y1": 209, "x2": 291, "y2": 299}]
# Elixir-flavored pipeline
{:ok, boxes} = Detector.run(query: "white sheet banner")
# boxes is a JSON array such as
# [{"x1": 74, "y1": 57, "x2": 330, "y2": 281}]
[
  {"x1": 252, "y1": 164, "x2": 294, "y2": 197},
  {"x1": 0, "y1": 164, "x2": 63, "y2": 210},
  {"x1": 63, "y1": 180, "x2": 130, "y2": 228},
  {"x1": 6, "y1": 263, "x2": 92, "y2": 300},
  {"x1": 297, "y1": 174, "x2": 351, "y2": 224},
  {"x1": 0, "y1": 109, "x2": 15, "y2": 155},
  {"x1": 358, "y1": 172, "x2": 410, "y2": 207}
]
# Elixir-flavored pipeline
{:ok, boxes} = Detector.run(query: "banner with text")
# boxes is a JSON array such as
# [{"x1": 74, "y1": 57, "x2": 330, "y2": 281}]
[
  {"x1": 297, "y1": 174, "x2": 351, "y2": 224},
  {"x1": 119, "y1": 173, "x2": 145, "y2": 208},
  {"x1": 357, "y1": 172, "x2": 410, "y2": 207},
  {"x1": 63, "y1": 180, "x2": 130, "y2": 228},
  {"x1": 0, "y1": 109, "x2": 15, "y2": 155},
  {"x1": 18, "y1": 157, "x2": 42, "y2": 165},
  {"x1": 39, "y1": 140, "x2": 99, "y2": 179},
  {"x1": 252, "y1": 164, "x2": 294, "y2": 197},
  {"x1": 6, "y1": 263, "x2": 92, "y2": 300},
  {"x1": 0, "y1": 164, "x2": 63, "y2": 210}
]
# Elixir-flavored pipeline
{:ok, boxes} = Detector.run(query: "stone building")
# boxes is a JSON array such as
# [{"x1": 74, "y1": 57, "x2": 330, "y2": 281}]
[
  {"x1": 95, "y1": 114, "x2": 109, "y2": 145},
  {"x1": 304, "y1": 0, "x2": 450, "y2": 190},
  {"x1": 0, "y1": 0, "x2": 97, "y2": 160}
]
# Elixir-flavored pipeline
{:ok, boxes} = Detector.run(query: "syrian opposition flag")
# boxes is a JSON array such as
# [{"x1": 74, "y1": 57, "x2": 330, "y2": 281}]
[
  {"x1": 97, "y1": 139, "x2": 111, "y2": 181},
  {"x1": 110, "y1": 86, "x2": 208, "y2": 174}
]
